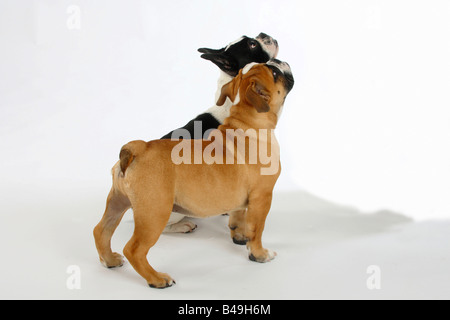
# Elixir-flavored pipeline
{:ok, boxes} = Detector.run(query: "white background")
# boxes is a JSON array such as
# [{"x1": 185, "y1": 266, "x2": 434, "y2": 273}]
[{"x1": 1, "y1": 0, "x2": 449, "y2": 299}]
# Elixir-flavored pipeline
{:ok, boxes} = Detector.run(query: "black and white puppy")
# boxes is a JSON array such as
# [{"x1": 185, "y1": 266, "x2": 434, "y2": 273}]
[
  {"x1": 161, "y1": 33, "x2": 279, "y2": 140},
  {"x1": 162, "y1": 33, "x2": 279, "y2": 233}
]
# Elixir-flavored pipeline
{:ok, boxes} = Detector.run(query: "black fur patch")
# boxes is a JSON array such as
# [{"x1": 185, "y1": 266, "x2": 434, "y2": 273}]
[
  {"x1": 199, "y1": 36, "x2": 272, "y2": 77},
  {"x1": 161, "y1": 113, "x2": 221, "y2": 140},
  {"x1": 267, "y1": 63, "x2": 295, "y2": 93}
]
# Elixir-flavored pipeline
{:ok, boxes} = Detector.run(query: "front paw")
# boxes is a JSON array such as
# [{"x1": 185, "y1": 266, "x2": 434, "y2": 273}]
[
  {"x1": 229, "y1": 225, "x2": 248, "y2": 245},
  {"x1": 248, "y1": 248, "x2": 277, "y2": 263},
  {"x1": 148, "y1": 272, "x2": 175, "y2": 289},
  {"x1": 231, "y1": 230, "x2": 248, "y2": 245}
]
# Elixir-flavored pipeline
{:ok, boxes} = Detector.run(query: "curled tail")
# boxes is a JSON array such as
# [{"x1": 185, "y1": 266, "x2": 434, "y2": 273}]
[{"x1": 119, "y1": 140, "x2": 147, "y2": 174}]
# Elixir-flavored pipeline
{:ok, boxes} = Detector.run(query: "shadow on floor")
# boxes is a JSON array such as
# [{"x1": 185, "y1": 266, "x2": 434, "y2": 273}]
[{"x1": 266, "y1": 190, "x2": 412, "y2": 245}]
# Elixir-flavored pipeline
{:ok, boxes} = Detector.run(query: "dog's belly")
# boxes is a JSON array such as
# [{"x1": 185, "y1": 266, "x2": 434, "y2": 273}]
[
  {"x1": 173, "y1": 196, "x2": 247, "y2": 218},
  {"x1": 173, "y1": 165, "x2": 249, "y2": 217},
  {"x1": 173, "y1": 186, "x2": 248, "y2": 217}
]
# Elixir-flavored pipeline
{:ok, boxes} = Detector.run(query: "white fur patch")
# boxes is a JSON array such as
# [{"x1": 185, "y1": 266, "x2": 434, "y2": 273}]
[
  {"x1": 267, "y1": 60, "x2": 291, "y2": 74},
  {"x1": 233, "y1": 89, "x2": 241, "y2": 105},
  {"x1": 207, "y1": 88, "x2": 240, "y2": 123},
  {"x1": 256, "y1": 37, "x2": 278, "y2": 59},
  {"x1": 214, "y1": 72, "x2": 233, "y2": 102},
  {"x1": 207, "y1": 104, "x2": 231, "y2": 124},
  {"x1": 242, "y1": 62, "x2": 259, "y2": 74},
  {"x1": 276, "y1": 104, "x2": 284, "y2": 119},
  {"x1": 207, "y1": 71, "x2": 242, "y2": 124}
]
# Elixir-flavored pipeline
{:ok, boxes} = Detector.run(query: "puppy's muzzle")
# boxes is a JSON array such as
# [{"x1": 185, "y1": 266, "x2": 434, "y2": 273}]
[{"x1": 256, "y1": 33, "x2": 279, "y2": 58}]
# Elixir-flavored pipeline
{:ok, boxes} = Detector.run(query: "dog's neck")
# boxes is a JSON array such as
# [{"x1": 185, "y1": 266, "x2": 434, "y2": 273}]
[
  {"x1": 218, "y1": 101, "x2": 281, "y2": 168},
  {"x1": 220, "y1": 103, "x2": 278, "y2": 132}
]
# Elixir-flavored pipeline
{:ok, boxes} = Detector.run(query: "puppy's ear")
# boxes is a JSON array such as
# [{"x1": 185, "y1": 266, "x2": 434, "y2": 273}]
[
  {"x1": 245, "y1": 81, "x2": 270, "y2": 113},
  {"x1": 199, "y1": 49, "x2": 239, "y2": 76},
  {"x1": 198, "y1": 47, "x2": 224, "y2": 54},
  {"x1": 216, "y1": 72, "x2": 242, "y2": 106}
]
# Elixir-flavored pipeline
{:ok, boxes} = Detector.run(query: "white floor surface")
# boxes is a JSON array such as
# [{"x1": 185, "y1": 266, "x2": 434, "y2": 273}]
[{"x1": 1, "y1": 188, "x2": 449, "y2": 300}]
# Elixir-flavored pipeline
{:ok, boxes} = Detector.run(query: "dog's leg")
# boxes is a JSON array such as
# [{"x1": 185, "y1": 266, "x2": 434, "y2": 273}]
[
  {"x1": 163, "y1": 212, "x2": 197, "y2": 234},
  {"x1": 228, "y1": 209, "x2": 248, "y2": 245},
  {"x1": 123, "y1": 197, "x2": 175, "y2": 288},
  {"x1": 245, "y1": 191, "x2": 276, "y2": 263},
  {"x1": 93, "y1": 187, "x2": 131, "y2": 268}
]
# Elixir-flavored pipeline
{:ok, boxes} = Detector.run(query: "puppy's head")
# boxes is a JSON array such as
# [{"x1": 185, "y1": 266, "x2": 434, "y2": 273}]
[
  {"x1": 216, "y1": 59, "x2": 294, "y2": 119},
  {"x1": 198, "y1": 33, "x2": 279, "y2": 77}
]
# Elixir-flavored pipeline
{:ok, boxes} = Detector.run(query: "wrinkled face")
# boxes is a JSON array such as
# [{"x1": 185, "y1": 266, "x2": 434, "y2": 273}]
[
  {"x1": 198, "y1": 33, "x2": 279, "y2": 76},
  {"x1": 216, "y1": 60, "x2": 294, "y2": 119}
]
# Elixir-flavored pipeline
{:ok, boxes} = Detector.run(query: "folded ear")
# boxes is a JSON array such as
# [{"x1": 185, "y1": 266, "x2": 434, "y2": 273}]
[
  {"x1": 216, "y1": 72, "x2": 242, "y2": 106},
  {"x1": 199, "y1": 49, "x2": 239, "y2": 76},
  {"x1": 198, "y1": 47, "x2": 224, "y2": 54},
  {"x1": 245, "y1": 81, "x2": 271, "y2": 113}
]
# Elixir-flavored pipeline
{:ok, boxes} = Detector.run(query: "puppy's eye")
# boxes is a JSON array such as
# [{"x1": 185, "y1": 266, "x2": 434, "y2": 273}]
[
  {"x1": 249, "y1": 40, "x2": 257, "y2": 49},
  {"x1": 272, "y1": 70, "x2": 279, "y2": 80}
]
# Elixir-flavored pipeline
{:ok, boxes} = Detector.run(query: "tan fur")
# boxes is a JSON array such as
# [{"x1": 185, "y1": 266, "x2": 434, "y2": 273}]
[{"x1": 93, "y1": 64, "x2": 289, "y2": 288}]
